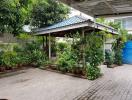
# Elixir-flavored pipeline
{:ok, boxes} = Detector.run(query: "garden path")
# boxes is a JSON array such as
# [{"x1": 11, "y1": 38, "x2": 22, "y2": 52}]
[{"x1": 0, "y1": 65, "x2": 132, "y2": 100}]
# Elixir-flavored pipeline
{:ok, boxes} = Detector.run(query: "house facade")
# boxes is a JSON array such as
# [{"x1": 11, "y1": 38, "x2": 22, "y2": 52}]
[
  {"x1": 118, "y1": 17, "x2": 132, "y2": 34},
  {"x1": 106, "y1": 16, "x2": 132, "y2": 34}
]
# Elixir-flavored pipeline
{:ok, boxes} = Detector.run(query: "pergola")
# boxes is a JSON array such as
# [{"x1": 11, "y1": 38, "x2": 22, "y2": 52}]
[
  {"x1": 35, "y1": 16, "x2": 118, "y2": 62},
  {"x1": 58, "y1": 0, "x2": 132, "y2": 17}
]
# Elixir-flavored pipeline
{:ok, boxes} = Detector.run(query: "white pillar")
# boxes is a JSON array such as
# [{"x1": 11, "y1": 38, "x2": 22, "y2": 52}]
[
  {"x1": 82, "y1": 29, "x2": 86, "y2": 68},
  {"x1": 48, "y1": 33, "x2": 51, "y2": 59},
  {"x1": 102, "y1": 36, "x2": 105, "y2": 62}
]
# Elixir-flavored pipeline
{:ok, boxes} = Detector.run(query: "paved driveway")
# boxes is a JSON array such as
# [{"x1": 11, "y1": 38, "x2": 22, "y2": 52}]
[{"x1": 0, "y1": 65, "x2": 132, "y2": 100}]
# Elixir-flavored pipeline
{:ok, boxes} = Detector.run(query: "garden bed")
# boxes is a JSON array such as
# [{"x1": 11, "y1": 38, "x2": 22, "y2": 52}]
[
  {"x1": 40, "y1": 64, "x2": 87, "y2": 79},
  {"x1": 0, "y1": 66, "x2": 32, "y2": 78},
  {"x1": 40, "y1": 64, "x2": 103, "y2": 80},
  {"x1": 45, "y1": 68, "x2": 87, "y2": 79},
  {"x1": 0, "y1": 69, "x2": 26, "y2": 79}
]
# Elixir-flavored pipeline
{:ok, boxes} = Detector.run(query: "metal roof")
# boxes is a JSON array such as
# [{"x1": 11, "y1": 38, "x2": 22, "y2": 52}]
[
  {"x1": 35, "y1": 15, "x2": 118, "y2": 36},
  {"x1": 35, "y1": 16, "x2": 87, "y2": 32},
  {"x1": 58, "y1": 0, "x2": 132, "y2": 17}
]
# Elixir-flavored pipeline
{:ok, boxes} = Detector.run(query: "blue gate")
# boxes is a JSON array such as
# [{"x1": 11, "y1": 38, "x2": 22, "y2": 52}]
[{"x1": 123, "y1": 41, "x2": 132, "y2": 64}]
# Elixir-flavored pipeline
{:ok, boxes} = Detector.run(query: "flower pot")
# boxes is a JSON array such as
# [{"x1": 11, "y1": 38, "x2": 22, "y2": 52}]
[
  {"x1": 107, "y1": 64, "x2": 115, "y2": 68},
  {"x1": 0, "y1": 66, "x2": 6, "y2": 72}
]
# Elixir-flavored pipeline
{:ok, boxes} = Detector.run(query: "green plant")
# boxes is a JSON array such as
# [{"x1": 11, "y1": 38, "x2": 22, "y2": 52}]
[
  {"x1": 24, "y1": 41, "x2": 41, "y2": 52},
  {"x1": 57, "y1": 48, "x2": 76, "y2": 73},
  {"x1": 13, "y1": 45, "x2": 28, "y2": 65},
  {"x1": 127, "y1": 34, "x2": 132, "y2": 40},
  {"x1": 0, "y1": 51, "x2": 4, "y2": 65},
  {"x1": 105, "y1": 50, "x2": 114, "y2": 66},
  {"x1": 13, "y1": 40, "x2": 48, "y2": 67},
  {"x1": 112, "y1": 38, "x2": 124, "y2": 65},
  {"x1": 57, "y1": 42, "x2": 68, "y2": 52},
  {"x1": 114, "y1": 49, "x2": 122, "y2": 65},
  {"x1": 1, "y1": 51, "x2": 18, "y2": 68},
  {"x1": 85, "y1": 34, "x2": 104, "y2": 67},
  {"x1": 86, "y1": 63, "x2": 101, "y2": 80},
  {"x1": 30, "y1": 50, "x2": 47, "y2": 67}
]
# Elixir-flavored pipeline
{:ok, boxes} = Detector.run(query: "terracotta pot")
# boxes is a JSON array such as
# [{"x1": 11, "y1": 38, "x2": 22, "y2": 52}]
[
  {"x1": 0, "y1": 66, "x2": 6, "y2": 72},
  {"x1": 107, "y1": 64, "x2": 115, "y2": 68}
]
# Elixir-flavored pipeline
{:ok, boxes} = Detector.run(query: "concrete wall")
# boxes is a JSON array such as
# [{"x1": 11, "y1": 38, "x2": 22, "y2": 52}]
[
  {"x1": 105, "y1": 39, "x2": 115, "y2": 50},
  {"x1": 0, "y1": 33, "x2": 17, "y2": 43}
]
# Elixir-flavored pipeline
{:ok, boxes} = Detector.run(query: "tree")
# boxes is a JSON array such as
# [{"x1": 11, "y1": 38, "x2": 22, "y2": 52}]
[
  {"x1": 0, "y1": 0, "x2": 32, "y2": 36},
  {"x1": 31, "y1": 0, "x2": 69, "y2": 28},
  {"x1": 0, "y1": 0, "x2": 11, "y2": 34}
]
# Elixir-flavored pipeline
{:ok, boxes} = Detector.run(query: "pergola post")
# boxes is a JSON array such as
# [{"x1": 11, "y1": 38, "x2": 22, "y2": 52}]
[
  {"x1": 103, "y1": 37, "x2": 105, "y2": 62},
  {"x1": 42, "y1": 36, "x2": 45, "y2": 51},
  {"x1": 82, "y1": 29, "x2": 86, "y2": 68},
  {"x1": 48, "y1": 33, "x2": 51, "y2": 60}
]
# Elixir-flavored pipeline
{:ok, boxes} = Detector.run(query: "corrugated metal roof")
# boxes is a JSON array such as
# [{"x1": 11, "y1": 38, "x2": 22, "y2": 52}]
[
  {"x1": 35, "y1": 15, "x2": 118, "y2": 36},
  {"x1": 35, "y1": 16, "x2": 88, "y2": 32}
]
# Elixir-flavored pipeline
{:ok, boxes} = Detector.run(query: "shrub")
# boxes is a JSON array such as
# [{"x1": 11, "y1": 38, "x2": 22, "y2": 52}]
[
  {"x1": 13, "y1": 42, "x2": 47, "y2": 67},
  {"x1": 13, "y1": 45, "x2": 29, "y2": 65},
  {"x1": 112, "y1": 38, "x2": 124, "y2": 65},
  {"x1": 57, "y1": 42, "x2": 68, "y2": 52},
  {"x1": 105, "y1": 50, "x2": 114, "y2": 66},
  {"x1": 0, "y1": 51, "x2": 4, "y2": 65},
  {"x1": 85, "y1": 34, "x2": 104, "y2": 67},
  {"x1": 57, "y1": 49, "x2": 76, "y2": 73},
  {"x1": 1, "y1": 51, "x2": 18, "y2": 68},
  {"x1": 114, "y1": 49, "x2": 122, "y2": 65},
  {"x1": 30, "y1": 50, "x2": 47, "y2": 67},
  {"x1": 24, "y1": 41, "x2": 41, "y2": 53},
  {"x1": 86, "y1": 63, "x2": 101, "y2": 80}
]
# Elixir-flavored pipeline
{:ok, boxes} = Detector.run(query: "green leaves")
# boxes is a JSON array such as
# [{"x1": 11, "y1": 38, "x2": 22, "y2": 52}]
[
  {"x1": 31, "y1": 0, "x2": 69, "y2": 28},
  {"x1": 0, "y1": 0, "x2": 32, "y2": 35},
  {"x1": 105, "y1": 50, "x2": 114, "y2": 66},
  {"x1": 1, "y1": 51, "x2": 18, "y2": 67},
  {"x1": 85, "y1": 34, "x2": 104, "y2": 67},
  {"x1": 86, "y1": 64, "x2": 101, "y2": 80},
  {"x1": 57, "y1": 46, "x2": 77, "y2": 73}
]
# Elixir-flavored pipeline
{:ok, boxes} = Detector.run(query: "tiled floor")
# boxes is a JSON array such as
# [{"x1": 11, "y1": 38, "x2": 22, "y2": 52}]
[{"x1": 0, "y1": 65, "x2": 132, "y2": 100}]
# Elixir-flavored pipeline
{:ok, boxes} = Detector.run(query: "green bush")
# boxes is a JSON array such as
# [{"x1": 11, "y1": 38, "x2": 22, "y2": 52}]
[
  {"x1": 24, "y1": 41, "x2": 41, "y2": 53},
  {"x1": 86, "y1": 63, "x2": 101, "y2": 80},
  {"x1": 30, "y1": 50, "x2": 47, "y2": 67},
  {"x1": 13, "y1": 42, "x2": 47, "y2": 67},
  {"x1": 57, "y1": 42, "x2": 68, "y2": 52},
  {"x1": 0, "y1": 51, "x2": 4, "y2": 65},
  {"x1": 85, "y1": 35, "x2": 104, "y2": 67},
  {"x1": 105, "y1": 50, "x2": 114, "y2": 66},
  {"x1": 57, "y1": 49, "x2": 76, "y2": 73},
  {"x1": 114, "y1": 49, "x2": 122, "y2": 65},
  {"x1": 1, "y1": 51, "x2": 18, "y2": 68},
  {"x1": 112, "y1": 38, "x2": 124, "y2": 65},
  {"x1": 13, "y1": 45, "x2": 29, "y2": 65}
]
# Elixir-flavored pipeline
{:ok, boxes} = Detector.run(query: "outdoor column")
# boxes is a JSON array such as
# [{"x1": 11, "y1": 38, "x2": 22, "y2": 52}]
[
  {"x1": 82, "y1": 29, "x2": 86, "y2": 68},
  {"x1": 48, "y1": 33, "x2": 51, "y2": 59},
  {"x1": 102, "y1": 35, "x2": 105, "y2": 62},
  {"x1": 103, "y1": 37, "x2": 105, "y2": 62},
  {"x1": 42, "y1": 36, "x2": 45, "y2": 51}
]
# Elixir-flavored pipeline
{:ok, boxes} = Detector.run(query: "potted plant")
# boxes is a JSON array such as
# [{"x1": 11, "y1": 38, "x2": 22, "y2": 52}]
[{"x1": 105, "y1": 50, "x2": 114, "y2": 68}]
